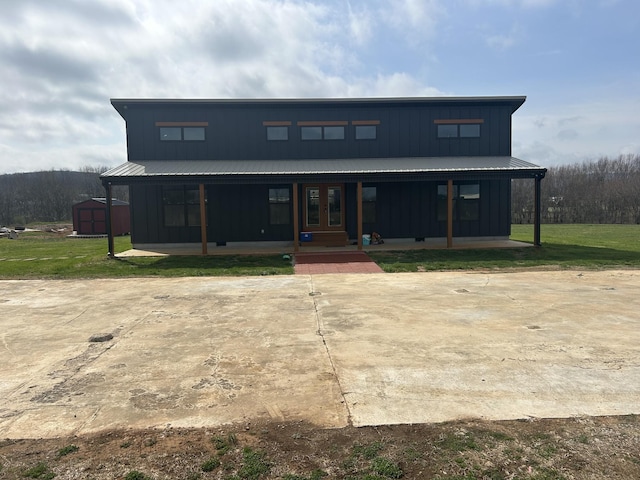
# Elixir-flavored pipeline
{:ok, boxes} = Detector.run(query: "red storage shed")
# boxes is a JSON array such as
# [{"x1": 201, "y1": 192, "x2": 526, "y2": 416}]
[{"x1": 72, "y1": 198, "x2": 130, "y2": 236}]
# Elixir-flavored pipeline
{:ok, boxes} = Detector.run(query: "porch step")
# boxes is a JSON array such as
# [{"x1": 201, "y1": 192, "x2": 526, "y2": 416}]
[{"x1": 300, "y1": 231, "x2": 349, "y2": 247}]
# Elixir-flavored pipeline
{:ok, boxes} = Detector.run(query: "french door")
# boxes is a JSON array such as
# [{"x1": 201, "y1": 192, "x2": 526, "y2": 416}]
[{"x1": 303, "y1": 184, "x2": 344, "y2": 231}]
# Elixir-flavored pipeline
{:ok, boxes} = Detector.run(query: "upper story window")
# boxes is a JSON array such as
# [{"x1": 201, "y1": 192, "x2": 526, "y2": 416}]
[
  {"x1": 437, "y1": 124, "x2": 458, "y2": 138},
  {"x1": 355, "y1": 125, "x2": 377, "y2": 140},
  {"x1": 353, "y1": 120, "x2": 380, "y2": 140},
  {"x1": 183, "y1": 127, "x2": 205, "y2": 140},
  {"x1": 298, "y1": 121, "x2": 348, "y2": 141},
  {"x1": 300, "y1": 125, "x2": 345, "y2": 140},
  {"x1": 267, "y1": 126, "x2": 289, "y2": 141},
  {"x1": 435, "y1": 119, "x2": 483, "y2": 138},
  {"x1": 263, "y1": 121, "x2": 291, "y2": 141},
  {"x1": 301, "y1": 126, "x2": 322, "y2": 140},
  {"x1": 156, "y1": 122, "x2": 208, "y2": 141},
  {"x1": 264, "y1": 120, "x2": 380, "y2": 141},
  {"x1": 324, "y1": 126, "x2": 345, "y2": 140},
  {"x1": 160, "y1": 127, "x2": 182, "y2": 141}
]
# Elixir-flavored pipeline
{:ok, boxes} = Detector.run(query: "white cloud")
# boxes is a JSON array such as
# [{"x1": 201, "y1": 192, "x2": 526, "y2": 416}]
[
  {"x1": 384, "y1": 0, "x2": 444, "y2": 44},
  {"x1": 468, "y1": 0, "x2": 559, "y2": 7},
  {"x1": 513, "y1": 99, "x2": 640, "y2": 166},
  {"x1": 0, "y1": 0, "x2": 636, "y2": 174},
  {"x1": 347, "y1": 1, "x2": 374, "y2": 46},
  {"x1": 484, "y1": 24, "x2": 522, "y2": 50}
]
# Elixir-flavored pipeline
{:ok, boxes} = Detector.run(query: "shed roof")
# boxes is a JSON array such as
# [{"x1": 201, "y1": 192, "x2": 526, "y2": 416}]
[
  {"x1": 101, "y1": 156, "x2": 546, "y2": 185},
  {"x1": 73, "y1": 198, "x2": 129, "y2": 206}
]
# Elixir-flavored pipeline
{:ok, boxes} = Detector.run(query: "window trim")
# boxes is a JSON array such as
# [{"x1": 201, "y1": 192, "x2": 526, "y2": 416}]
[
  {"x1": 183, "y1": 127, "x2": 206, "y2": 141},
  {"x1": 297, "y1": 121, "x2": 347, "y2": 141},
  {"x1": 459, "y1": 124, "x2": 481, "y2": 138},
  {"x1": 355, "y1": 125, "x2": 377, "y2": 140},
  {"x1": 266, "y1": 126, "x2": 289, "y2": 141},
  {"x1": 158, "y1": 124, "x2": 206, "y2": 141},
  {"x1": 300, "y1": 125, "x2": 346, "y2": 141},
  {"x1": 435, "y1": 119, "x2": 483, "y2": 139},
  {"x1": 162, "y1": 186, "x2": 207, "y2": 227},
  {"x1": 268, "y1": 187, "x2": 291, "y2": 225},
  {"x1": 362, "y1": 186, "x2": 377, "y2": 224},
  {"x1": 437, "y1": 182, "x2": 480, "y2": 222},
  {"x1": 159, "y1": 127, "x2": 182, "y2": 141}
]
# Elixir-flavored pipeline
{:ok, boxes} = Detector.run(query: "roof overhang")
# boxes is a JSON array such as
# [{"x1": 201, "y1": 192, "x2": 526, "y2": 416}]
[
  {"x1": 111, "y1": 96, "x2": 527, "y2": 119},
  {"x1": 101, "y1": 157, "x2": 546, "y2": 186}
]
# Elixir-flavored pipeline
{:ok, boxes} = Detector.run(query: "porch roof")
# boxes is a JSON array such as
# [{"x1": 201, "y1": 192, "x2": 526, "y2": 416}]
[{"x1": 101, "y1": 156, "x2": 546, "y2": 185}]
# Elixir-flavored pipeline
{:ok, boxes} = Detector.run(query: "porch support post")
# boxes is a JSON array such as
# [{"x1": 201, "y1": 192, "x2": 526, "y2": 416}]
[
  {"x1": 534, "y1": 174, "x2": 542, "y2": 247},
  {"x1": 357, "y1": 181, "x2": 363, "y2": 251},
  {"x1": 105, "y1": 182, "x2": 115, "y2": 258},
  {"x1": 199, "y1": 183, "x2": 208, "y2": 255},
  {"x1": 292, "y1": 183, "x2": 299, "y2": 252},
  {"x1": 447, "y1": 179, "x2": 454, "y2": 248}
]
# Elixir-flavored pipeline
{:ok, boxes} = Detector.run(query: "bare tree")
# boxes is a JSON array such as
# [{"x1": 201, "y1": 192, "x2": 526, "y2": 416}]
[{"x1": 512, "y1": 154, "x2": 640, "y2": 224}]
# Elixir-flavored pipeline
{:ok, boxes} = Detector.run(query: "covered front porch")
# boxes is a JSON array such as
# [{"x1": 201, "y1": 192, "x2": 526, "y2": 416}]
[{"x1": 101, "y1": 156, "x2": 546, "y2": 257}]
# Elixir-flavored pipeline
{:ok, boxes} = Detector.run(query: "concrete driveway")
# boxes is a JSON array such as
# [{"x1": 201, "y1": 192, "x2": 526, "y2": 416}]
[{"x1": 1, "y1": 270, "x2": 639, "y2": 439}]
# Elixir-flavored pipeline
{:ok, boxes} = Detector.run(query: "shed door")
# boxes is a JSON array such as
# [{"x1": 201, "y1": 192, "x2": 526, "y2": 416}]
[
  {"x1": 78, "y1": 208, "x2": 106, "y2": 235},
  {"x1": 92, "y1": 209, "x2": 106, "y2": 234}
]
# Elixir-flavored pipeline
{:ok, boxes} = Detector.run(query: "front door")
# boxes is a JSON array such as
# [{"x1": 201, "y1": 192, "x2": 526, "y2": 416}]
[{"x1": 303, "y1": 184, "x2": 344, "y2": 231}]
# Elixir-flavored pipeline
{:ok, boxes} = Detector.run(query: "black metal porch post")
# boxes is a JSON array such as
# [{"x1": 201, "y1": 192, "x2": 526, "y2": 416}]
[
  {"x1": 534, "y1": 174, "x2": 542, "y2": 247},
  {"x1": 105, "y1": 182, "x2": 115, "y2": 258}
]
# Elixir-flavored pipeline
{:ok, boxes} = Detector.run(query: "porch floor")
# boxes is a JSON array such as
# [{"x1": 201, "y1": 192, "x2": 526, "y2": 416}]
[{"x1": 115, "y1": 238, "x2": 533, "y2": 258}]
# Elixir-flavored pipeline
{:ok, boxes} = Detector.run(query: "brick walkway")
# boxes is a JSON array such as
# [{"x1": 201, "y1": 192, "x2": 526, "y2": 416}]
[{"x1": 293, "y1": 251, "x2": 384, "y2": 274}]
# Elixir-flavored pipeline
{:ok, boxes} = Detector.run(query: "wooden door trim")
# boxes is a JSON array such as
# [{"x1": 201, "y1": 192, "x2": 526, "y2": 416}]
[{"x1": 301, "y1": 183, "x2": 345, "y2": 232}]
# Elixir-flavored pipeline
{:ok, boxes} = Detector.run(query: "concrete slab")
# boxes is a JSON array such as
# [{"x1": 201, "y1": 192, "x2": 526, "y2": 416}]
[
  {"x1": 1, "y1": 270, "x2": 639, "y2": 439},
  {"x1": 311, "y1": 271, "x2": 640, "y2": 426}
]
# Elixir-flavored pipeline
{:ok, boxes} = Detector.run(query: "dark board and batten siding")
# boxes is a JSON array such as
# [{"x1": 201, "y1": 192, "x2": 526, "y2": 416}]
[
  {"x1": 130, "y1": 180, "x2": 510, "y2": 244},
  {"x1": 122, "y1": 101, "x2": 515, "y2": 162}
]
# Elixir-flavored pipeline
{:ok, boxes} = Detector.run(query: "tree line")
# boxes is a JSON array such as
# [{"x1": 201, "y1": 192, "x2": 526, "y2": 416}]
[
  {"x1": 0, "y1": 167, "x2": 128, "y2": 226},
  {"x1": 512, "y1": 154, "x2": 640, "y2": 224},
  {"x1": 1, "y1": 155, "x2": 638, "y2": 226}
]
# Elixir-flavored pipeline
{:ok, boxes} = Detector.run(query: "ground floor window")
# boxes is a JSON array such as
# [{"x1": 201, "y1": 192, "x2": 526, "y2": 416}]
[
  {"x1": 162, "y1": 186, "x2": 206, "y2": 227},
  {"x1": 362, "y1": 186, "x2": 377, "y2": 223},
  {"x1": 437, "y1": 183, "x2": 480, "y2": 221},
  {"x1": 269, "y1": 187, "x2": 290, "y2": 225}
]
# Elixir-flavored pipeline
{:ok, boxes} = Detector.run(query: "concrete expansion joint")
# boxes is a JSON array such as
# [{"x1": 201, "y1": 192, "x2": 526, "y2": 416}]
[{"x1": 309, "y1": 278, "x2": 353, "y2": 427}]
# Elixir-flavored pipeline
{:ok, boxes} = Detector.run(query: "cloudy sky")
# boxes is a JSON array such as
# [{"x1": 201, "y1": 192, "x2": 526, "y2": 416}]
[{"x1": 1, "y1": 0, "x2": 638, "y2": 174}]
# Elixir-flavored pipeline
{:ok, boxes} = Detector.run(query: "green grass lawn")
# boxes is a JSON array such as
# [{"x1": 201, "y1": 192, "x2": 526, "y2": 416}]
[
  {"x1": 0, "y1": 224, "x2": 638, "y2": 278},
  {"x1": 368, "y1": 224, "x2": 640, "y2": 273},
  {"x1": 0, "y1": 231, "x2": 293, "y2": 279}
]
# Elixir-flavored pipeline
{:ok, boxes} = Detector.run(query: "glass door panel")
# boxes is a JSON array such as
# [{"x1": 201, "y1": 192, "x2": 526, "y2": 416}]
[
  {"x1": 306, "y1": 187, "x2": 320, "y2": 227},
  {"x1": 327, "y1": 186, "x2": 342, "y2": 227}
]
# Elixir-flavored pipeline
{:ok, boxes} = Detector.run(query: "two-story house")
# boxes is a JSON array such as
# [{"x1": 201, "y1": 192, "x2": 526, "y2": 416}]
[{"x1": 101, "y1": 97, "x2": 546, "y2": 256}]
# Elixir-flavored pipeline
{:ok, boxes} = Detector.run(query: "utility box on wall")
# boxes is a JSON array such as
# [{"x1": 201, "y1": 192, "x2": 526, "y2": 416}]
[{"x1": 72, "y1": 198, "x2": 130, "y2": 236}]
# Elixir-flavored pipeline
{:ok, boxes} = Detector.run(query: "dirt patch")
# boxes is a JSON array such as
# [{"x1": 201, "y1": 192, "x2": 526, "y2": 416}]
[{"x1": 1, "y1": 415, "x2": 638, "y2": 479}]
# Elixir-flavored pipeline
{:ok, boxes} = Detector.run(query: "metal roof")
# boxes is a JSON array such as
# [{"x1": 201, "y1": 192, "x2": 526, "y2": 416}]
[
  {"x1": 102, "y1": 157, "x2": 545, "y2": 185},
  {"x1": 110, "y1": 96, "x2": 527, "y2": 117},
  {"x1": 111, "y1": 96, "x2": 526, "y2": 105}
]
